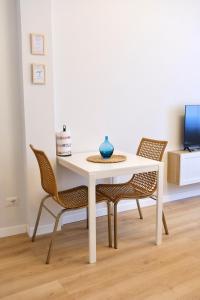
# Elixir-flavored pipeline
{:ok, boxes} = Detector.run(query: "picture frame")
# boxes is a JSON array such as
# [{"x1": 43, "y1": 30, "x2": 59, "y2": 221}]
[
  {"x1": 32, "y1": 64, "x2": 46, "y2": 85},
  {"x1": 30, "y1": 33, "x2": 45, "y2": 55}
]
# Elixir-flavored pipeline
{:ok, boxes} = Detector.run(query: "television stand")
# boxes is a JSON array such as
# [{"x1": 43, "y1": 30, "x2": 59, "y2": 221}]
[{"x1": 168, "y1": 150, "x2": 200, "y2": 185}]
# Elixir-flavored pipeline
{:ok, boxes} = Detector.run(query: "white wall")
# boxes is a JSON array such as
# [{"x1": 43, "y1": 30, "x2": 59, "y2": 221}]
[
  {"x1": 0, "y1": 0, "x2": 26, "y2": 233},
  {"x1": 1, "y1": 0, "x2": 200, "y2": 237},
  {"x1": 19, "y1": 0, "x2": 57, "y2": 235},
  {"x1": 52, "y1": 0, "x2": 200, "y2": 200}
]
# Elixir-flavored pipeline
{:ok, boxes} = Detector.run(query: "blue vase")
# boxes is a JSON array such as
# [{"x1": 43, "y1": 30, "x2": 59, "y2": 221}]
[{"x1": 99, "y1": 136, "x2": 114, "y2": 159}]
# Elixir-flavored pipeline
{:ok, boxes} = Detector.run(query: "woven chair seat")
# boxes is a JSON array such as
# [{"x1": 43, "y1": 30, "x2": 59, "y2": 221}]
[
  {"x1": 96, "y1": 181, "x2": 152, "y2": 203},
  {"x1": 58, "y1": 186, "x2": 107, "y2": 209},
  {"x1": 58, "y1": 186, "x2": 88, "y2": 209}
]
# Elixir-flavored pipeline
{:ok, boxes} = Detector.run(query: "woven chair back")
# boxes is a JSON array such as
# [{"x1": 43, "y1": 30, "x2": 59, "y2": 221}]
[
  {"x1": 131, "y1": 138, "x2": 167, "y2": 194},
  {"x1": 30, "y1": 145, "x2": 58, "y2": 198}
]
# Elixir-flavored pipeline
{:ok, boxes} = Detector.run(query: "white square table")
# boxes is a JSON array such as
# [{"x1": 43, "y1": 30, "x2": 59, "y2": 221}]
[{"x1": 58, "y1": 151, "x2": 164, "y2": 264}]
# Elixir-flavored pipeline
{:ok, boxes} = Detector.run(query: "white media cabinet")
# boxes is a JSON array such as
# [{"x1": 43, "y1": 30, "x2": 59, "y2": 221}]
[{"x1": 167, "y1": 150, "x2": 200, "y2": 186}]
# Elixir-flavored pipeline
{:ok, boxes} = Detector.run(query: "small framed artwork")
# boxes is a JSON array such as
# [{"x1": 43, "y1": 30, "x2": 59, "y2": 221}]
[
  {"x1": 32, "y1": 64, "x2": 46, "y2": 84},
  {"x1": 30, "y1": 33, "x2": 45, "y2": 55}
]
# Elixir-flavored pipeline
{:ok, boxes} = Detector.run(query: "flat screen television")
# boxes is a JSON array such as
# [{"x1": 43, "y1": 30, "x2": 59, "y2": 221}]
[{"x1": 184, "y1": 105, "x2": 200, "y2": 151}]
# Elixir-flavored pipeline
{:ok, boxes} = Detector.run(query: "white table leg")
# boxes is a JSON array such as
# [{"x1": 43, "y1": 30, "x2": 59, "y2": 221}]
[
  {"x1": 88, "y1": 175, "x2": 96, "y2": 263},
  {"x1": 156, "y1": 163, "x2": 164, "y2": 245},
  {"x1": 110, "y1": 177, "x2": 114, "y2": 215}
]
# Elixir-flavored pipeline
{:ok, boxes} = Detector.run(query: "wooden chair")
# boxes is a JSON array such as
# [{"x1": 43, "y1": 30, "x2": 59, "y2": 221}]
[
  {"x1": 30, "y1": 145, "x2": 107, "y2": 263},
  {"x1": 96, "y1": 138, "x2": 168, "y2": 249}
]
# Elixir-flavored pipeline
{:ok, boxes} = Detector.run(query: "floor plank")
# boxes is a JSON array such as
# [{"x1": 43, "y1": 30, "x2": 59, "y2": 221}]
[{"x1": 0, "y1": 197, "x2": 200, "y2": 299}]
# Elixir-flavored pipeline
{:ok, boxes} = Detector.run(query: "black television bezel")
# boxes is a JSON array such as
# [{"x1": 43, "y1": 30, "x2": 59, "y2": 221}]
[{"x1": 184, "y1": 104, "x2": 200, "y2": 150}]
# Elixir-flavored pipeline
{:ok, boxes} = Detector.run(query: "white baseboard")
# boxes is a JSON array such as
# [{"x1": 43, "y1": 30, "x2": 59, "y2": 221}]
[
  {"x1": 0, "y1": 224, "x2": 27, "y2": 238},
  {"x1": 60, "y1": 200, "x2": 154, "y2": 226},
  {"x1": 27, "y1": 222, "x2": 62, "y2": 237},
  {"x1": 1, "y1": 189, "x2": 200, "y2": 238},
  {"x1": 164, "y1": 189, "x2": 200, "y2": 203}
]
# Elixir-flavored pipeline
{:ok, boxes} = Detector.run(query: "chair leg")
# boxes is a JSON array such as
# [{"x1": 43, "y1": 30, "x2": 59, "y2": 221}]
[
  {"x1": 136, "y1": 199, "x2": 143, "y2": 219},
  {"x1": 86, "y1": 207, "x2": 89, "y2": 229},
  {"x1": 107, "y1": 202, "x2": 112, "y2": 247},
  {"x1": 32, "y1": 196, "x2": 49, "y2": 242},
  {"x1": 114, "y1": 203, "x2": 118, "y2": 249},
  {"x1": 46, "y1": 210, "x2": 65, "y2": 264},
  {"x1": 162, "y1": 211, "x2": 169, "y2": 235}
]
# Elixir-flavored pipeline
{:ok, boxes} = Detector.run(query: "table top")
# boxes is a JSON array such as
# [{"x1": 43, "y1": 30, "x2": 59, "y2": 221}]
[{"x1": 57, "y1": 151, "x2": 162, "y2": 179}]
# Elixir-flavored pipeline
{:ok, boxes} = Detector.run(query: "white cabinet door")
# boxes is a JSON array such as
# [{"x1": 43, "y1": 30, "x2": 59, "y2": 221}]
[{"x1": 180, "y1": 153, "x2": 200, "y2": 185}]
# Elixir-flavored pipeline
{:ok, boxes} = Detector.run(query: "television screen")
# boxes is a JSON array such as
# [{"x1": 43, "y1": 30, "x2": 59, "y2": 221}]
[{"x1": 184, "y1": 105, "x2": 200, "y2": 150}]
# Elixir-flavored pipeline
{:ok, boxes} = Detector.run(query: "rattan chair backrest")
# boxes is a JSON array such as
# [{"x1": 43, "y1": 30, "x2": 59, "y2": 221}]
[
  {"x1": 131, "y1": 138, "x2": 167, "y2": 194},
  {"x1": 30, "y1": 145, "x2": 58, "y2": 198}
]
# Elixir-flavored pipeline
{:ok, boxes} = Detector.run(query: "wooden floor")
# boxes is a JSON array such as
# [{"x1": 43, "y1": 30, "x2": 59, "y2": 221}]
[{"x1": 1, "y1": 197, "x2": 200, "y2": 300}]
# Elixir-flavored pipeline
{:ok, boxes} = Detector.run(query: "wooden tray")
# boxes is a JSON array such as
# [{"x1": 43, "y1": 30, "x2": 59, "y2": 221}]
[{"x1": 86, "y1": 154, "x2": 126, "y2": 163}]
